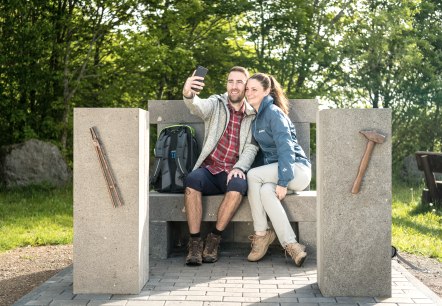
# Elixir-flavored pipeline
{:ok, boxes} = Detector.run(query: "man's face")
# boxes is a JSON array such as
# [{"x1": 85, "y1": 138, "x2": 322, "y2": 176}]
[{"x1": 226, "y1": 71, "x2": 247, "y2": 104}]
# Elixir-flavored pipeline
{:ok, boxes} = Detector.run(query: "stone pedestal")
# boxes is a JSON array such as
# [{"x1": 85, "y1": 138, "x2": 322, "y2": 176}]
[
  {"x1": 317, "y1": 109, "x2": 391, "y2": 297},
  {"x1": 73, "y1": 108, "x2": 149, "y2": 294}
]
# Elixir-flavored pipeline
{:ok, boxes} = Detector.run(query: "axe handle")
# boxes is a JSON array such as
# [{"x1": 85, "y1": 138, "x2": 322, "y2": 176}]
[{"x1": 351, "y1": 141, "x2": 375, "y2": 194}]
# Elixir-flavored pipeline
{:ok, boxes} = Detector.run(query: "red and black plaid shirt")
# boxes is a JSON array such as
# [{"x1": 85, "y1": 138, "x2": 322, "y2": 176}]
[{"x1": 203, "y1": 102, "x2": 245, "y2": 174}]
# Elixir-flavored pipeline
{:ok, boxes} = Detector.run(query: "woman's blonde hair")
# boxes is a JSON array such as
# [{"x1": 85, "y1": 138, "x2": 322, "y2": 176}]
[{"x1": 248, "y1": 73, "x2": 289, "y2": 115}]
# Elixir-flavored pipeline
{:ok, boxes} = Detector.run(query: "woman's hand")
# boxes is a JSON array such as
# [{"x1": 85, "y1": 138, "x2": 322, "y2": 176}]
[{"x1": 275, "y1": 185, "x2": 287, "y2": 201}]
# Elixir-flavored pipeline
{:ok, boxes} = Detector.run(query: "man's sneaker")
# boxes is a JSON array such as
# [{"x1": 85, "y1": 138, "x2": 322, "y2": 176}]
[
  {"x1": 285, "y1": 242, "x2": 307, "y2": 267},
  {"x1": 247, "y1": 229, "x2": 276, "y2": 262},
  {"x1": 186, "y1": 237, "x2": 203, "y2": 266},
  {"x1": 202, "y1": 233, "x2": 221, "y2": 263}
]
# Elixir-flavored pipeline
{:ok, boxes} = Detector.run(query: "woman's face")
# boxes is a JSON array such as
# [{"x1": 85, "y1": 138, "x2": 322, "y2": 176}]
[{"x1": 245, "y1": 78, "x2": 270, "y2": 109}]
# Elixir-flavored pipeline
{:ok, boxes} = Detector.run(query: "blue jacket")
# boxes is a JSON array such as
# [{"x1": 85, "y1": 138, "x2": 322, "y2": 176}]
[{"x1": 252, "y1": 95, "x2": 310, "y2": 187}]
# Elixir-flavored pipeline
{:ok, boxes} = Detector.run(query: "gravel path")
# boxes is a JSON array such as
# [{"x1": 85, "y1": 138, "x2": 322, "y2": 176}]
[
  {"x1": 394, "y1": 251, "x2": 442, "y2": 298},
  {"x1": 0, "y1": 245, "x2": 73, "y2": 306},
  {"x1": 0, "y1": 245, "x2": 440, "y2": 306}
]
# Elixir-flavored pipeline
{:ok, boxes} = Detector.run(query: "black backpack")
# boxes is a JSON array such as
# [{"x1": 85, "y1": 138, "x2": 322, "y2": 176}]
[{"x1": 150, "y1": 125, "x2": 199, "y2": 193}]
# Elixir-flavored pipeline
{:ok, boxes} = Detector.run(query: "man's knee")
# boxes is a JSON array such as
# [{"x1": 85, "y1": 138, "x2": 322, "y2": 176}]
[
  {"x1": 185, "y1": 169, "x2": 205, "y2": 192},
  {"x1": 185, "y1": 186, "x2": 199, "y2": 195},
  {"x1": 226, "y1": 177, "x2": 247, "y2": 195}
]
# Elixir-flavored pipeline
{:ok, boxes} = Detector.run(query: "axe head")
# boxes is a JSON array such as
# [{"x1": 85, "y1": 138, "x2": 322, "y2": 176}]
[{"x1": 359, "y1": 130, "x2": 386, "y2": 144}]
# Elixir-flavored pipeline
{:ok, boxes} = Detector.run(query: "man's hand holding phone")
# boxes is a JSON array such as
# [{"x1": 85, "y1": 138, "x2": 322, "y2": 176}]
[{"x1": 183, "y1": 66, "x2": 208, "y2": 98}]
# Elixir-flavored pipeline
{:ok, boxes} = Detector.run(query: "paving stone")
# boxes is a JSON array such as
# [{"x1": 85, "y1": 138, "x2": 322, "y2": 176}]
[
  {"x1": 13, "y1": 253, "x2": 442, "y2": 306},
  {"x1": 335, "y1": 297, "x2": 376, "y2": 303},
  {"x1": 73, "y1": 294, "x2": 112, "y2": 300},
  {"x1": 24, "y1": 300, "x2": 52, "y2": 306},
  {"x1": 298, "y1": 297, "x2": 337, "y2": 303},
  {"x1": 222, "y1": 296, "x2": 261, "y2": 303},
  {"x1": 165, "y1": 302, "x2": 203, "y2": 306},
  {"x1": 87, "y1": 301, "x2": 128, "y2": 306},
  {"x1": 126, "y1": 302, "x2": 164, "y2": 306},
  {"x1": 49, "y1": 300, "x2": 89, "y2": 306}
]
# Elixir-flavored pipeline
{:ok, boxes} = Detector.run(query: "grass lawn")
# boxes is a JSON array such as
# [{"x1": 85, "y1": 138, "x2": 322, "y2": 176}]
[
  {"x1": 0, "y1": 182, "x2": 441, "y2": 262},
  {"x1": 0, "y1": 184, "x2": 73, "y2": 252},
  {"x1": 392, "y1": 182, "x2": 442, "y2": 261}
]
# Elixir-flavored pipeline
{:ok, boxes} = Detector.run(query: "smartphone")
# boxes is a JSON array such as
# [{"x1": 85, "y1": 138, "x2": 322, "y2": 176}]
[
  {"x1": 194, "y1": 65, "x2": 208, "y2": 78},
  {"x1": 192, "y1": 66, "x2": 208, "y2": 91}
]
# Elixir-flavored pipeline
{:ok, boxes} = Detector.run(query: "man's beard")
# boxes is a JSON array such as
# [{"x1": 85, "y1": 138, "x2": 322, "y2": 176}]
[{"x1": 228, "y1": 93, "x2": 245, "y2": 104}]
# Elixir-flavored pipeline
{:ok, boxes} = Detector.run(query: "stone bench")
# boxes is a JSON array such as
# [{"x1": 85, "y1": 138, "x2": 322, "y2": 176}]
[
  {"x1": 73, "y1": 106, "x2": 393, "y2": 297},
  {"x1": 148, "y1": 99, "x2": 318, "y2": 259}
]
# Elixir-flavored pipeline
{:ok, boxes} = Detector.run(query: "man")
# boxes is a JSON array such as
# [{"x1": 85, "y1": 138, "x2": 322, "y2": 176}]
[{"x1": 182, "y1": 66, "x2": 258, "y2": 265}]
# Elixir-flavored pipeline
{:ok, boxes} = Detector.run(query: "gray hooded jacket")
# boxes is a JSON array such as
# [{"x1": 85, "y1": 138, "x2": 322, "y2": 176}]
[{"x1": 183, "y1": 93, "x2": 258, "y2": 172}]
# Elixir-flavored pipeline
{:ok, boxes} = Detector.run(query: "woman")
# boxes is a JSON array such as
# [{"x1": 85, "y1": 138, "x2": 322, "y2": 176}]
[{"x1": 245, "y1": 73, "x2": 311, "y2": 267}]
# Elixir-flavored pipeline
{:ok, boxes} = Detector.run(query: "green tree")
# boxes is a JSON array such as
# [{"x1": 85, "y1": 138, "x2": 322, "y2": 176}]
[
  {"x1": 0, "y1": 0, "x2": 138, "y2": 155},
  {"x1": 391, "y1": 0, "x2": 441, "y2": 164},
  {"x1": 237, "y1": 0, "x2": 351, "y2": 98},
  {"x1": 134, "y1": 0, "x2": 254, "y2": 100}
]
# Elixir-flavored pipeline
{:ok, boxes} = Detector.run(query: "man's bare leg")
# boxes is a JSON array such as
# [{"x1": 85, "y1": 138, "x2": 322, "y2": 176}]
[
  {"x1": 215, "y1": 191, "x2": 242, "y2": 231},
  {"x1": 185, "y1": 187, "x2": 203, "y2": 234},
  {"x1": 185, "y1": 187, "x2": 204, "y2": 265}
]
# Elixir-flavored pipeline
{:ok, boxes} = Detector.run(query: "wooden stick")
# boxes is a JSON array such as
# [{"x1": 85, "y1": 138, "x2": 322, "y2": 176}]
[{"x1": 90, "y1": 127, "x2": 124, "y2": 207}]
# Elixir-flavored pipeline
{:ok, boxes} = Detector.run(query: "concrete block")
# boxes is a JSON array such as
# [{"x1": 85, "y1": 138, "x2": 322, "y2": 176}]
[
  {"x1": 287, "y1": 99, "x2": 319, "y2": 123},
  {"x1": 298, "y1": 221, "x2": 317, "y2": 257},
  {"x1": 148, "y1": 192, "x2": 317, "y2": 258},
  {"x1": 149, "y1": 99, "x2": 318, "y2": 167},
  {"x1": 149, "y1": 192, "x2": 316, "y2": 222},
  {"x1": 148, "y1": 99, "x2": 318, "y2": 124},
  {"x1": 294, "y1": 123, "x2": 311, "y2": 160},
  {"x1": 231, "y1": 222, "x2": 254, "y2": 243},
  {"x1": 317, "y1": 109, "x2": 391, "y2": 297},
  {"x1": 73, "y1": 108, "x2": 149, "y2": 294},
  {"x1": 149, "y1": 221, "x2": 170, "y2": 259}
]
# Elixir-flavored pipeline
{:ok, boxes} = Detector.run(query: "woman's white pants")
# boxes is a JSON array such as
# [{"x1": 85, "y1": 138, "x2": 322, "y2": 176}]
[{"x1": 247, "y1": 162, "x2": 311, "y2": 247}]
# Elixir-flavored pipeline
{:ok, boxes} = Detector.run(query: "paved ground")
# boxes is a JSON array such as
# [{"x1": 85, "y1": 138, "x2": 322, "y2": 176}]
[{"x1": 14, "y1": 247, "x2": 442, "y2": 306}]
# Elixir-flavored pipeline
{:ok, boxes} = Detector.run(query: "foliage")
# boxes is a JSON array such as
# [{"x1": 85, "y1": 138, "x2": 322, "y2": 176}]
[
  {"x1": 237, "y1": 0, "x2": 349, "y2": 98},
  {"x1": 0, "y1": 0, "x2": 440, "y2": 169},
  {"x1": 0, "y1": 184, "x2": 73, "y2": 252}
]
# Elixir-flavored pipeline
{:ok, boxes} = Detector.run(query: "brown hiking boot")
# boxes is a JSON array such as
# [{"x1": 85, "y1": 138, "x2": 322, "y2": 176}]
[
  {"x1": 202, "y1": 233, "x2": 221, "y2": 263},
  {"x1": 247, "y1": 229, "x2": 276, "y2": 262},
  {"x1": 186, "y1": 237, "x2": 203, "y2": 266},
  {"x1": 285, "y1": 242, "x2": 307, "y2": 267}
]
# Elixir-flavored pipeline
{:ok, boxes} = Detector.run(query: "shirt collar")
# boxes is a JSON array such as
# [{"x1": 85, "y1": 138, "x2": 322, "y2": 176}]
[{"x1": 228, "y1": 101, "x2": 245, "y2": 115}]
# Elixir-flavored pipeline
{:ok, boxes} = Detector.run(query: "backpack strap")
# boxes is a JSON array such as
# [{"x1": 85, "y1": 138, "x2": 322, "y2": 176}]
[
  {"x1": 150, "y1": 130, "x2": 169, "y2": 185},
  {"x1": 176, "y1": 126, "x2": 189, "y2": 176}
]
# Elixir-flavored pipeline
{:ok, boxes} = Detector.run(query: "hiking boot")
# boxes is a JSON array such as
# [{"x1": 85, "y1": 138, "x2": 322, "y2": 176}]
[
  {"x1": 186, "y1": 237, "x2": 203, "y2": 266},
  {"x1": 247, "y1": 229, "x2": 276, "y2": 262},
  {"x1": 202, "y1": 233, "x2": 221, "y2": 263},
  {"x1": 285, "y1": 242, "x2": 307, "y2": 267}
]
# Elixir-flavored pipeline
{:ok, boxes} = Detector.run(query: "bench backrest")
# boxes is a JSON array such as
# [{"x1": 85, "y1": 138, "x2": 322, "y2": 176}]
[
  {"x1": 148, "y1": 99, "x2": 318, "y2": 160},
  {"x1": 415, "y1": 151, "x2": 442, "y2": 173}
]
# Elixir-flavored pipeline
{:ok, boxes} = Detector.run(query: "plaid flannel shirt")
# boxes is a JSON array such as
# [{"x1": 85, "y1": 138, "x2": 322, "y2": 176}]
[{"x1": 203, "y1": 102, "x2": 245, "y2": 174}]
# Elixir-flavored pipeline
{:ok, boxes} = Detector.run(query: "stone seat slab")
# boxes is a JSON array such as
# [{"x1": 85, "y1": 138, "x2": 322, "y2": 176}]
[{"x1": 149, "y1": 191, "x2": 316, "y2": 222}]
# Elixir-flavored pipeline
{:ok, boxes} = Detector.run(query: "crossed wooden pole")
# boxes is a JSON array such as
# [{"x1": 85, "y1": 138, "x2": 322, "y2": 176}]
[{"x1": 90, "y1": 126, "x2": 124, "y2": 208}]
